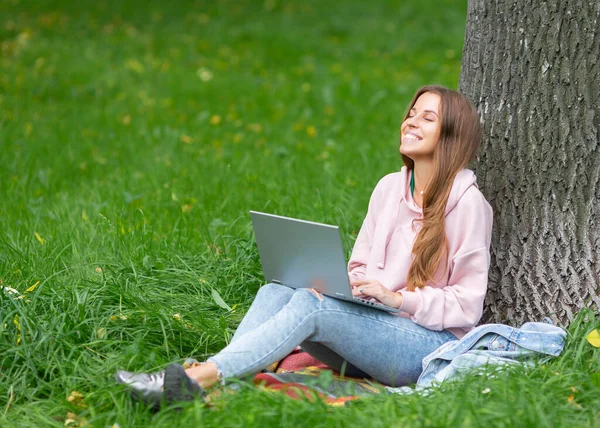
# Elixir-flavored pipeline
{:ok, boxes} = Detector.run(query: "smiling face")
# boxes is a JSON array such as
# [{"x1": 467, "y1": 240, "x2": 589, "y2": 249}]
[{"x1": 399, "y1": 92, "x2": 442, "y2": 162}]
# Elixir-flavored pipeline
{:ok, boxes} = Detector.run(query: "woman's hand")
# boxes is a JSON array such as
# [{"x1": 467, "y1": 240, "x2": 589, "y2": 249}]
[{"x1": 350, "y1": 279, "x2": 403, "y2": 309}]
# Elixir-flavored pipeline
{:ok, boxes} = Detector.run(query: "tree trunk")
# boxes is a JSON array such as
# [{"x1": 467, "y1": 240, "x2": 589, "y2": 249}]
[{"x1": 459, "y1": 0, "x2": 600, "y2": 326}]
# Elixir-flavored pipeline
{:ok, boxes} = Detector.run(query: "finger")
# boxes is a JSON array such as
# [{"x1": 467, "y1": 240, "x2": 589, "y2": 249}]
[
  {"x1": 308, "y1": 288, "x2": 324, "y2": 301},
  {"x1": 351, "y1": 287, "x2": 369, "y2": 297},
  {"x1": 350, "y1": 279, "x2": 372, "y2": 287}
]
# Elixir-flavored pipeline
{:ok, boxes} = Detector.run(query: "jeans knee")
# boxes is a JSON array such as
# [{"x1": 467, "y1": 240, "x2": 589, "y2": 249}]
[
  {"x1": 258, "y1": 282, "x2": 293, "y2": 298},
  {"x1": 295, "y1": 287, "x2": 323, "y2": 304},
  {"x1": 261, "y1": 282, "x2": 279, "y2": 293}
]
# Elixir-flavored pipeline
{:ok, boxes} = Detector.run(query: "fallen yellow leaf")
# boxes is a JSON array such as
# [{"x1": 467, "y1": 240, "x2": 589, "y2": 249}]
[
  {"x1": 567, "y1": 394, "x2": 583, "y2": 409},
  {"x1": 25, "y1": 281, "x2": 40, "y2": 293},
  {"x1": 67, "y1": 390, "x2": 83, "y2": 403},
  {"x1": 196, "y1": 67, "x2": 213, "y2": 82},
  {"x1": 64, "y1": 410, "x2": 87, "y2": 426},
  {"x1": 247, "y1": 123, "x2": 262, "y2": 133},
  {"x1": 125, "y1": 59, "x2": 144, "y2": 73},
  {"x1": 14, "y1": 315, "x2": 21, "y2": 345},
  {"x1": 34, "y1": 232, "x2": 46, "y2": 245},
  {"x1": 586, "y1": 329, "x2": 600, "y2": 347}
]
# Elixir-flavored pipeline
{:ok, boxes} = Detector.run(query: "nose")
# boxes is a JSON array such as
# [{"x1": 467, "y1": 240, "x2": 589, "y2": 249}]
[{"x1": 405, "y1": 116, "x2": 418, "y2": 128}]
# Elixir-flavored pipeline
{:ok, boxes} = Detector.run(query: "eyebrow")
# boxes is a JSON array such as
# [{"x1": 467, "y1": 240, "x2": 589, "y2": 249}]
[{"x1": 410, "y1": 108, "x2": 439, "y2": 117}]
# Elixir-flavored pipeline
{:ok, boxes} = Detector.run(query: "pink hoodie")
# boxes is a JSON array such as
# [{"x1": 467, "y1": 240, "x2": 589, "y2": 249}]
[{"x1": 348, "y1": 166, "x2": 493, "y2": 338}]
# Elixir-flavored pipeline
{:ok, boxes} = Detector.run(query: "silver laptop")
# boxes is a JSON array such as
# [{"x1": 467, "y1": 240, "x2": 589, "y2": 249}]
[{"x1": 250, "y1": 211, "x2": 400, "y2": 313}]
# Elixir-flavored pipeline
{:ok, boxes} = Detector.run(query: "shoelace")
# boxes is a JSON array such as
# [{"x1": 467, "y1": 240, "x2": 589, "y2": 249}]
[{"x1": 146, "y1": 372, "x2": 165, "y2": 385}]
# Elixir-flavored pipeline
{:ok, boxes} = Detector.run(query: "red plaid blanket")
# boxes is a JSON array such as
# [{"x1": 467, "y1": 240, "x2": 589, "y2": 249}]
[{"x1": 254, "y1": 348, "x2": 383, "y2": 406}]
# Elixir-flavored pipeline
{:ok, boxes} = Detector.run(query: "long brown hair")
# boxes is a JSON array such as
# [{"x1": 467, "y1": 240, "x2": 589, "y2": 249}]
[{"x1": 402, "y1": 85, "x2": 482, "y2": 291}]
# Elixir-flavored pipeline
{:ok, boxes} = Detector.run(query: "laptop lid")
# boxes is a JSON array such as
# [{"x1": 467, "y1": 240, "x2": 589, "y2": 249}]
[{"x1": 250, "y1": 211, "x2": 353, "y2": 296}]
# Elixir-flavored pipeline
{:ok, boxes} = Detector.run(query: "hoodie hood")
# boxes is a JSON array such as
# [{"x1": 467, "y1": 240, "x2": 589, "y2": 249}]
[
  {"x1": 401, "y1": 167, "x2": 478, "y2": 215},
  {"x1": 444, "y1": 169, "x2": 478, "y2": 215}
]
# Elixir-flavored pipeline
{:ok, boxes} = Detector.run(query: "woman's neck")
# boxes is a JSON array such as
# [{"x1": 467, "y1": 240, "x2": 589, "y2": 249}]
[{"x1": 413, "y1": 160, "x2": 435, "y2": 196}]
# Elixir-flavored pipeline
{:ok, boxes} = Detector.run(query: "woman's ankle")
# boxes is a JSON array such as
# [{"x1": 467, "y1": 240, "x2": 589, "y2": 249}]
[{"x1": 185, "y1": 361, "x2": 220, "y2": 389}]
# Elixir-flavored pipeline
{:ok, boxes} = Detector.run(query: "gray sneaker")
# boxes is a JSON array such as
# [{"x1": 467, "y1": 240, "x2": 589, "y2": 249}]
[{"x1": 115, "y1": 369, "x2": 165, "y2": 408}]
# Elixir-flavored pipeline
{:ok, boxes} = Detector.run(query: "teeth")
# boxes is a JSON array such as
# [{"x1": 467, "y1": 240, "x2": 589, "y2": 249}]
[{"x1": 404, "y1": 134, "x2": 420, "y2": 141}]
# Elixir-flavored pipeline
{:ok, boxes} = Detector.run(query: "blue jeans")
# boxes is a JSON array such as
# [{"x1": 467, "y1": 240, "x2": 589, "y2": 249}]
[{"x1": 208, "y1": 283, "x2": 456, "y2": 386}]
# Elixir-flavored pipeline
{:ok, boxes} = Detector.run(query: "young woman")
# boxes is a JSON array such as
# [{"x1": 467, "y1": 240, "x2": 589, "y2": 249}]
[{"x1": 116, "y1": 85, "x2": 493, "y2": 405}]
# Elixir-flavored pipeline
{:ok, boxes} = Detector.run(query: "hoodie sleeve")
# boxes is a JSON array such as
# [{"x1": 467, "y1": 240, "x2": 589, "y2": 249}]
[
  {"x1": 399, "y1": 187, "x2": 493, "y2": 330},
  {"x1": 347, "y1": 176, "x2": 389, "y2": 280}
]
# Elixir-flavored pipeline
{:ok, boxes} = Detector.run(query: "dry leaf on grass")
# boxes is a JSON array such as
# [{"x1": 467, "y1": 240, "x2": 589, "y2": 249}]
[{"x1": 586, "y1": 329, "x2": 600, "y2": 347}]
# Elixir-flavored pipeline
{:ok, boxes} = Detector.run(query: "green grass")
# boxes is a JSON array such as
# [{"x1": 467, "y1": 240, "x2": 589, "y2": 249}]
[{"x1": 1, "y1": 0, "x2": 599, "y2": 426}]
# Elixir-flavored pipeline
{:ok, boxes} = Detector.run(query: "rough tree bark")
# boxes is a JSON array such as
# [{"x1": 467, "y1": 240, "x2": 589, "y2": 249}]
[{"x1": 459, "y1": 0, "x2": 600, "y2": 325}]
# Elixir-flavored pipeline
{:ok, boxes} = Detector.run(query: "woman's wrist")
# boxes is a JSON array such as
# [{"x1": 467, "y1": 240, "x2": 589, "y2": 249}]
[{"x1": 395, "y1": 291, "x2": 404, "y2": 309}]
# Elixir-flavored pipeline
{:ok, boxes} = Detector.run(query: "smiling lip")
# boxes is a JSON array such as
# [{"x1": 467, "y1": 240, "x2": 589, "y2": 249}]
[{"x1": 402, "y1": 133, "x2": 422, "y2": 142}]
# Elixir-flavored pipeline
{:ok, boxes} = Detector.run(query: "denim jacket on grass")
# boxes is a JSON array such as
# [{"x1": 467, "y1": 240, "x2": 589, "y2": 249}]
[{"x1": 387, "y1": 321, "x2": 567, "y2": 393}]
